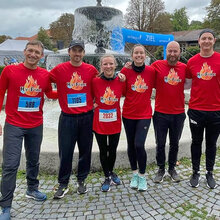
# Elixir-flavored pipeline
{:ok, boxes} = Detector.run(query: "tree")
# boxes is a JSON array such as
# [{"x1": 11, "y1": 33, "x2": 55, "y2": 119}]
[
  {"x1": 50, "y1": 13, "x2": 74, "y2": 48},
  {"x1": 180, "y1": 46, "x2": 200, "y2": 63},
  {"x1": 171, "y1": 7, "x2": 189, "y2": 31},
  {"x1": 124, "y1": 0, "x2": 165, "y2": 32},
  {"x1": 189, "y1": 20, "x2": 203, "y2": 30},
  {"x1": 205, "y1": 0, "x2": 220, "y2": 34},
  {"x1": 153, "y1": 12, "x2": 173, "y2": 33},
  {"x1": 154, "y1": 46, "x2": 163, "y2": 60},
  {"x1": 37, "y1": 27, "x2": 53, "y2": 50},
  {"x1": 0, "y1": 35, "x2": 12, "y2": 44}
]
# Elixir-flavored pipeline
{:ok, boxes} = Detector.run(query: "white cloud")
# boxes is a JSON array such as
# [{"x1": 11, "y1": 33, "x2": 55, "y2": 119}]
[{"x1": 0, "y1": 0, "x2": 211, "y2": 38}]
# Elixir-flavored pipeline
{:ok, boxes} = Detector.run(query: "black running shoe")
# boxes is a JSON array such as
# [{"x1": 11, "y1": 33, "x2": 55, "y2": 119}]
[
  {"x1": 77, "y1": 180, "x2": 88, "y2": 194},
  {"x1": 168, "y1": 168, "x2": 180, "y2": 182},
  {"x1": 153, "y1": 168, "x2": 165, "y2": 183},
  {"x1": 206, "y1": 172, "x2": 217, "y2": 189},
  {"x1": 189, "y1": 171, "x2": 200, "y2": 188},
  {"x1": 53, "y1": 185, "x2": 69, "y2": 199}
]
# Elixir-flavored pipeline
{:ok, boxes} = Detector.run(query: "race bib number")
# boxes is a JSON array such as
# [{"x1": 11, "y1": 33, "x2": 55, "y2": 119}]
[
  {"x1": 18, "y1": 97, "x2": 41, "y2": 112},
  {"x1": 99, "y1": 109, "x2": 117, "y2": 122},
  {"x1": 67, "y1": 93, "x2": 87, "y2": 107}
]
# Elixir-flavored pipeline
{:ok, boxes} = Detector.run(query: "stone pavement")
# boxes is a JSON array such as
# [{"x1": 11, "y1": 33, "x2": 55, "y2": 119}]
[{"x1": 8, "y1": 149, "x2": 220, "y2": 220}]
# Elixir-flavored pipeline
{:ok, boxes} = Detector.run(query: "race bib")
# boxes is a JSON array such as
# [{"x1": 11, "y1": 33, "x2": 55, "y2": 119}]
[
  {"x1": 67, "y1": 93, "x2": 87, "y2": 107},
  {"x1": 99, "y1": 109, "x2": 117, "y2": 122},
  {"x1": 18, "y1": 97, "x2": 41, "y2": 112}
]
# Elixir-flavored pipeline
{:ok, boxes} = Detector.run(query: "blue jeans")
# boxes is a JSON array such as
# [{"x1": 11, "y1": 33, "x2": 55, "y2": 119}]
[
  {"x1": 153, "y1": 111, "x2": 186, "y2": 170},
  {"x1": 0, "y1": 122, "x2": 43, "y2": 207},
  {"x1": 122, "y1": 117, "x2": 151, "y2": 174},
  {"x1": 58, "y1": 111, "x2": 93, "y2": 185},
  {"x1": 188, "y1": 109, "x2": 220, "y2": 172}
]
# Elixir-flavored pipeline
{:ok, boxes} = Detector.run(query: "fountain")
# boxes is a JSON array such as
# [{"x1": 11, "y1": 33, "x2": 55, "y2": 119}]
[{"x1": 46, "y1": 0, "x2": 130, "y2": 71}]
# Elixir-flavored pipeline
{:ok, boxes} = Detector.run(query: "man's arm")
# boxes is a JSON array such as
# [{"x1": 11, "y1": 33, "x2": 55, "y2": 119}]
[
  {"x1": 184, "y1": 78, "x2": 192, "y2": 90},
  {"x1": 45, "y1": 90, "x2": 58, "y2": 99},
  {"x1": 0, "y1": 91, "x2": 6, "y2": 136},
  {"x1": 0, "y1": 67, "x2": 8, "y2": 136}
]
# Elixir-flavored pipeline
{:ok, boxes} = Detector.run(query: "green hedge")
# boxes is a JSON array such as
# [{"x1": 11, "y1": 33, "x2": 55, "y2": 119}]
[{"x1": 0, "y1": 66, "x2": 5, "y2": 75}]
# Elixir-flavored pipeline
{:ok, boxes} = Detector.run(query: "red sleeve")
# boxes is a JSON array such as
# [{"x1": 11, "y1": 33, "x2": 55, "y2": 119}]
[
  {"x1": 120, "y1": 67, "x2": 127, "y2": 75},
  {"x1": 0, "y1": 67, "x2": 8, "y2": 112},
  {"x1": 122, "y1": 81, "x2": 126, "y2": 96},
  {"x1": 91, "y1": 77, "x2": 97, "y2": 99},
  {"x1": 186, "y1": 62, "x2": 192, "y2": 79},
  {"x1": 45, "y1": 90, "x2": 58, "y2": 99},
  {"x1": 0, "y1": 93, "x2": 5, "y2": 113},
  {"x1": 49, "y1": 67, "x2": 57, "y2": 83},
  {"x1": 151, "y1": 62, "x2": 157, "y2": 88},
  {"x1": 151, "y1": 66, "x2": 156, "y2": 88}
]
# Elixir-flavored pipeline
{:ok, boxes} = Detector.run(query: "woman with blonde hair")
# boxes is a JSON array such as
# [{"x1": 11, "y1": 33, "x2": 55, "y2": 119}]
[{"x1": 92, "y1": 54, "x2": 125, "y2": 192}]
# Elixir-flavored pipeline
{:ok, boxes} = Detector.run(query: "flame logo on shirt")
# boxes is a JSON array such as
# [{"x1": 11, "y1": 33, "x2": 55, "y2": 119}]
[
  {"x1": 20, "y1": 75, "x2": 41, "y2": 96},
  {"x1": 197, "y1": 63, "x2": 216, "y2": 80},
  {"x1": 67, "y1": 72, "x2": 87, "y2": 90},
  {"x1": 100, "y1": 87, "x2": 118, "y2": 105},
  {"x1": 131, "y1": 75, "x2": 148, "y2": 93},
  {"x1": 164, "y1": 68, "x2": 182, "y2": 85}
]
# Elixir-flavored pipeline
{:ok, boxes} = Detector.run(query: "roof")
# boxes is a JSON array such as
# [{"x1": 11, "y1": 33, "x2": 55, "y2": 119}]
[
  {"x1": 14, "y1": 29, "x2": 52, "y2": 41},
  {"x1": 0, "y1": 39, "x2": 29, "y2": 51},
  {"x1": 0, "y1": 39, "x2": 53, "y2": 54},
  {"x1": 171, "y1": 29, "x2": 207, "y2": 42},
  {"x1": 14, "y1": 37, "x2": 30, "y2": 41}
]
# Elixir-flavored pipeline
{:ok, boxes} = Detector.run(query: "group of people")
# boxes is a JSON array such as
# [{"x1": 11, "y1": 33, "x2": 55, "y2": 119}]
[{"x1": 0, "y1": 29, "x2": 219, "y2": 220}]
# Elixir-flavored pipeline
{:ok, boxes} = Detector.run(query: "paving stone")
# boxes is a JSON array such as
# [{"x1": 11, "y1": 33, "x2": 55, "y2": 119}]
[{"x1": 3, "y1": 151, "x2": 220, "y2": 219}]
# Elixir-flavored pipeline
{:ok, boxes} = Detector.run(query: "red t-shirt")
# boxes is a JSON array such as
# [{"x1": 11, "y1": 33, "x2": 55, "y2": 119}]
[
  {"x1": 50, "y1": 62, "x2": 98, "y2": 114},
  {"x1": 0, "y1": 63, "x2": 52, "y2": 128},
  {"x1": 186, "y1": 52, "x2": 220, "y2": 111},
  {"x1": 92, "y1": 76, "x2": 125, "y2": 134},
  {"x1": 121, "y1": 66, "x2": 155, "y2": 119},
  {"x1": 151, "y1": 60, "x2": 186, "y2": 114}
]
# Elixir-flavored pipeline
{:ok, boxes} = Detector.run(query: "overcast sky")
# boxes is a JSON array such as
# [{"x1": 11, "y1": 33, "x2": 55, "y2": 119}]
[{"x1": 0, "y1": 0, "x2": 210, "y2": 38}]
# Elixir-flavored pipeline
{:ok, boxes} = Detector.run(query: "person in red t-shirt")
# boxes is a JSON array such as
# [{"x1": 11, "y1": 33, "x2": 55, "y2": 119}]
[
  {"x1": 0, "y1": 40, "x2": 56, "y2": 219},
  {"x1": 121, "y1": 44, "x2": 155, "y2": 191},
  {"x1": 151, "y1": 41, "x2": 187, "y2": 183},
  {"x1": 186, "y1": 29, "x2": 220, "y2": 189},
  {"x1": 50, "y1": 40, "x2": 99, "y2": 198},
  {"x1": 92, "y1": 54, "x2": 125, "y2": 192}
]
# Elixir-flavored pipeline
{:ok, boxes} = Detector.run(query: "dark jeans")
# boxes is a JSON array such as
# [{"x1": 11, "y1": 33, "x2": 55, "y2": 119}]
[
  {"x1": 122, "y1": 117, "x2": 151, "y2": 174},
  {"x1": 153, "y1": 111, "x2": 186, "y2": 170},
  {"x1": 188, "y1": 109, "x2": 220, "y2": 172},
  {"x1": 0, "y1": 122, "x2": 43, "y2": 208},
  {"x1": 95, "y1": 132, "x2": 120, "y2": 177},
  {"x1": 58, "y1": 111, "x2": 93, "y2": 186}
]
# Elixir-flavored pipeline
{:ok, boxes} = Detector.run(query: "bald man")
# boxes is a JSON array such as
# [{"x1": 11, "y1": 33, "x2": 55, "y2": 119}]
[{"x1": 151, "y1": 41, "x2": 189, "y2": 183}]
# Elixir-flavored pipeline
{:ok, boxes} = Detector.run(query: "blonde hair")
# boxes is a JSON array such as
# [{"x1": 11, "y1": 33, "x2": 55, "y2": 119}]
[{"x1": 99, "y1": 54, "x2": 117, "y2": 74}]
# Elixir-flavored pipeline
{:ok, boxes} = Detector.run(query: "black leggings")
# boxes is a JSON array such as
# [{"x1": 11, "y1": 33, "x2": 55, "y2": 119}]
[
  {"x1": 122, "y1": 117, "x2": 151, "y2": 174},
  {"x1": 95, "y1": 132, "x2": 120, "y2": 177}
]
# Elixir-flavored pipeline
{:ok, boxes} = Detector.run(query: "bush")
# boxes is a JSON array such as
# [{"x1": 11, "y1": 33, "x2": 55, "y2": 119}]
[
  {"x1": 0, "y1": 66, "x2": 5, "y2": 75},
  {"x1": 154, "y1": 46, "x2": 164, "y2": 60},
  {"x1": 180, "y1": 46, "x2": 200, "y2": 63}
]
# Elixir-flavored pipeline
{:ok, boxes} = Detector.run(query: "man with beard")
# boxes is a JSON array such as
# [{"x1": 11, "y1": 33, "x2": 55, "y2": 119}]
[
  {"x1": 186, "y1": 29, "x2": 220, "y2": 189},
  {"x1": 151, "y1": 41, "x2": 189, "y2": 183}
]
